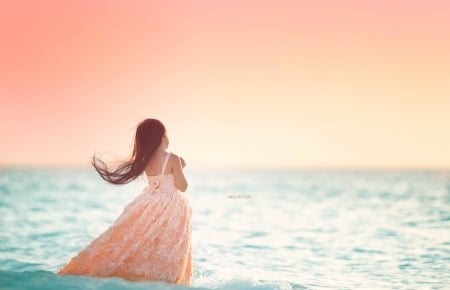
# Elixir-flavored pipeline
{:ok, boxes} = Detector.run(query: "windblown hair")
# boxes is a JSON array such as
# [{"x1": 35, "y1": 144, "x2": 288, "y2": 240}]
[{"x1": 91, "y1": 118, "x2": 166, "y2": 185}]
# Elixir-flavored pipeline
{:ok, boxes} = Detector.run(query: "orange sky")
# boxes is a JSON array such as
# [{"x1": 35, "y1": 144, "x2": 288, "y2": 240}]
[{"x1": 0, "y1": 1, "x2": 449, "y2": 169}]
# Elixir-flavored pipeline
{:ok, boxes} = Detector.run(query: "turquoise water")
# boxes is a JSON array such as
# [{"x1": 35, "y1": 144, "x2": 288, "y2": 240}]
[{"x1": 1, "y1": 168, "x2": 449, "y2": 289}]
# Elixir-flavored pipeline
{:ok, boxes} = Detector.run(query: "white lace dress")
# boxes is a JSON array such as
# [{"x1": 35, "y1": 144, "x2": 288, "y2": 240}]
[{"x1": 57, "y1": 152, "x2": 193, "y2": 286}]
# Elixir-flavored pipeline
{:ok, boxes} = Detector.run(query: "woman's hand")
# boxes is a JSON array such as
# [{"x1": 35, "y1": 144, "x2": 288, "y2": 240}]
[{"x1": 180, "y1": 157, "x2": 186, "y2": 168}]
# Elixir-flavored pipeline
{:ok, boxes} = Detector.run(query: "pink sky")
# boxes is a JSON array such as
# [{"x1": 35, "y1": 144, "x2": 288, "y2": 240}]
[{"x1": 0, "y1": 1, "x2": 449, "y2": 169}]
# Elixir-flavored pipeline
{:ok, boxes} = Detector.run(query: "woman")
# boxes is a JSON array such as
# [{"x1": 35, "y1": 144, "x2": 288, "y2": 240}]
[{"x1": 57, "y1": 118, "x2": 193, "y2": 286}]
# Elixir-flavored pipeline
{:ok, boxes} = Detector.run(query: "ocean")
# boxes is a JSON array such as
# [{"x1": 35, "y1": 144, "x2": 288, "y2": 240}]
[{"x1": 0, "y1": 168, "x2": 449, "y2": 289}]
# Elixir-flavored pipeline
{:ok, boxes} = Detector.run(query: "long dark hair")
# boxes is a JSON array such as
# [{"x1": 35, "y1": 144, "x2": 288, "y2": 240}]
[{"x1": 91, "y1": 118, "x2": 166, "y2": 185}]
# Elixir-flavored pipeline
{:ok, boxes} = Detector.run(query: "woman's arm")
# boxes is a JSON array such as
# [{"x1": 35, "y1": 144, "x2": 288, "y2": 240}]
[{"x1": 171, "y1": 153, "x2": 188, "y2": 192}]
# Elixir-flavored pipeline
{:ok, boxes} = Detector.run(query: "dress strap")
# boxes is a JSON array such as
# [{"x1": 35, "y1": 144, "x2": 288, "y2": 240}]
[{"x1": 161, "y1": 152, "x2": 171, "y2": 175}]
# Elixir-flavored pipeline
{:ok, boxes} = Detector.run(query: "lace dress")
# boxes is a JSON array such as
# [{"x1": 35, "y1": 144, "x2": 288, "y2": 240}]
[{"x1": 57, "y1": 152, "x2": 193, "y2": 286}]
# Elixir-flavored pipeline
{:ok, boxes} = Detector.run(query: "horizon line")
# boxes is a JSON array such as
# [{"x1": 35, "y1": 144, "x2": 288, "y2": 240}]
[{"x1": 0, "y1": 163, "x2": 449, "y2": 172}]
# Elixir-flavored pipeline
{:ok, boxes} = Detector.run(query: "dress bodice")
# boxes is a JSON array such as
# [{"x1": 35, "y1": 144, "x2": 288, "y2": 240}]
[{"x1": 145, "y1": 152, "x2": 178, "y2": 193}]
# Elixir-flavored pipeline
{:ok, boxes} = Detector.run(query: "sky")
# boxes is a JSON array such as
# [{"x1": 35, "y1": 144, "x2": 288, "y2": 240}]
[{"x1": 0, "y1": 0, "x2": 449, "y2": 169}]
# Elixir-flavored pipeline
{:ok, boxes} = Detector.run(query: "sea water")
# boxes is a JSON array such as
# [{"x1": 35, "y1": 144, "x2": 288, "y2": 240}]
[{"x1": 0, "y1": 168, "x2": 449, "y2": 289}]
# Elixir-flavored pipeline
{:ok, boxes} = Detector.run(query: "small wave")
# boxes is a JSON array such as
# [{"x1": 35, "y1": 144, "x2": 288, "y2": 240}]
[
  {"x1": 0, "y1": 270, "x2": 305, "y2": 290},
  {"x1": 0, "y1": 270, "x2": 203, "y2": 290},
  {"x1": 193, "y1": 273, "x2": 304, "y2": 290}
]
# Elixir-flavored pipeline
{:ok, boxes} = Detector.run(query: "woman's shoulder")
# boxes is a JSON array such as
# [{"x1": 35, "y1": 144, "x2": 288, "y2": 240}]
[
  {"x1": 168, "y1": 152, "x2": 181, "y2": 161},
  {"x1": 167, "y1": 152, "x2": 183, "y2": 173}
]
